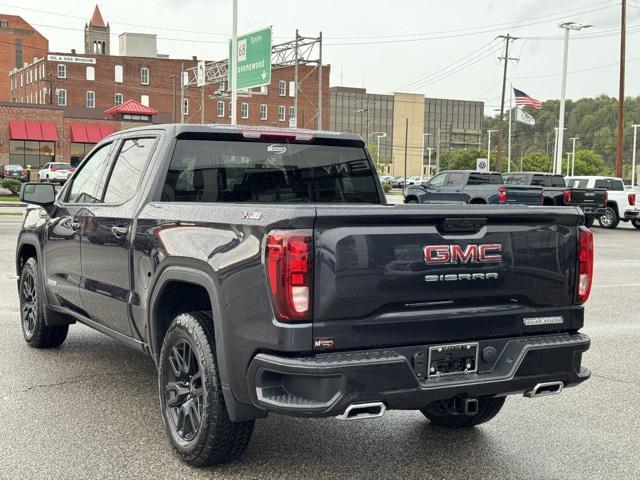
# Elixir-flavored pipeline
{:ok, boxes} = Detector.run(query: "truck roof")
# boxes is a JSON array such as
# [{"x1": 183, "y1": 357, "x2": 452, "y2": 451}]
[{"x1": 104, "y1": 123, "x2": 365, "y2": 144}]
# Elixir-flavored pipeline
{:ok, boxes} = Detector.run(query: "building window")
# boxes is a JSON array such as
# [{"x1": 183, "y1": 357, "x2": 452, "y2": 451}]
[
  {"x1": 218, "y1": 80, "x2": 226, "y2": 92},
  {"x1": 278, "y1": 80, "x2": 286, "y2": 96},
  {"x1": 183, "y1": 98, "x2": 189, "y2": 115},
  {"x1": 122, "y1": 114, "x2": 150, "y2": 121},
  {"x1": 216, "y1": 101, "x2": 224, "y2": 118},
  {"x1": 141, "y1": 94, "x2": 149, "y2": 107},
  {"x1": 241, "y1": 103, "x2": 249, "y2": 119},
  {"x1": 10, "y1": 140, "x2": 56, "y2": 169},
  {"x1": 40, "y1": 63, "x2": 44, "y2": 78},
  {"x1": 289, "y1": 81, "x2": 296, "y2": 97},
  {"x1": 140, "y1": 67, "x2": 150, "y2": 85},
  {"x1": 57, "y1": 64, "x2": 66, "y2": 79},
  {"x1": 289, "y1": 106, "x2": 296, "y2": 121},
  {"x1": 278, "y1": 105, "x2": 286, "y2": 122},
  {"x1": 115, "y1": 65, "x2": 123, "y2": 83},
  {"x1": 15, "y1": 39, "x2": 22, "y2": 69},
  {"x1": 57, "y1": 89, "x2": 66, "y2": 106},
  {"x1": 260, "y1": 104, "x2": 267, "y2": 120},
  {"x1": 86, "y1": 91, "x2": 95, "y2": 108},
  {"x1": 114, "y1": 93, "x2": 123, "y2": 105},
  {"x1": 86, "y1": 66, "x2": 95, "y2": 81}
]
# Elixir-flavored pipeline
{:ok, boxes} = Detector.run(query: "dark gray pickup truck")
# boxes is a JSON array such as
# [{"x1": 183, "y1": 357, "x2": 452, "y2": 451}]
[
  {"x1": 404, "y1": 170, "x2": 543, "y2": 205},
  {"x1": 16, "y1": 125, "x2": 591, "y2": 466}
]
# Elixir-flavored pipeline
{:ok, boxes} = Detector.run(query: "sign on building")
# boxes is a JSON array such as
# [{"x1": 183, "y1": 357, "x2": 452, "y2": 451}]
[
  {"x1": 228, "y1": 27, "x2": 272, "y2": 90},
  {"x1": 476, "y1": 158, "x2": 489, "y2": 173},
  {"x1": 46, "y1": 54, "x2": 96, "y2": 64}
]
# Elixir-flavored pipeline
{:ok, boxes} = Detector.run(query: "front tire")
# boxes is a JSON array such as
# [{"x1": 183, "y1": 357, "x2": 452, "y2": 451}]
[
  {"x1": 19, "y1": 257, "x2": 68, "y2": 348},
  {"x1": 159, "y1": 311, "x2": 254, "y2": 466},
  {"x1": 420, "y1": 396, "x2": 506, "y2": 428},
  {"x1": 632, "y1": 218, "x2": 640, "y2": 230},
  {"x1": 599, "y1": 206, "x2": 619, "y2": 229}
]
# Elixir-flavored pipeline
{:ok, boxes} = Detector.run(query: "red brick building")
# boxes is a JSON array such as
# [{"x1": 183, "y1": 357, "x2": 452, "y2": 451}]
[{"x1": 0, "y1": 14, "x2": 48, "y2": 102}]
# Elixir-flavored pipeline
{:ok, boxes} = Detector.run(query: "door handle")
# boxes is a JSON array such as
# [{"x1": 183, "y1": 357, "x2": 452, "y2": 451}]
[{"x1": 111, "y1": 226, "x2": 128, "y2": 238}]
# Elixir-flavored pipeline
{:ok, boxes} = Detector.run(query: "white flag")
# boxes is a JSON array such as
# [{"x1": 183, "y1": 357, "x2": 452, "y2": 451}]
[{"x1": 515, "y1": 107, "x2": 535, "y2": 126}]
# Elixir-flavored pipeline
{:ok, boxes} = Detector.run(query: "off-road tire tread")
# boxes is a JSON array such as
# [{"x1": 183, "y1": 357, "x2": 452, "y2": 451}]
[
  {"x1": 421, "y1": 396, "x2": 506, "y2": 428},
  {"x1": 21, "y1": 257, "x2": 69, "y2": 348},
  {"x1": 160, "y1": 311, "x2": 254, "y2": 466}
]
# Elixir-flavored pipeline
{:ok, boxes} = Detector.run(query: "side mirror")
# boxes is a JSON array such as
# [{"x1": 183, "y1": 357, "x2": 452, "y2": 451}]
[{"x1": 20, "y1": 182, "x2": 55, "y2": 206}]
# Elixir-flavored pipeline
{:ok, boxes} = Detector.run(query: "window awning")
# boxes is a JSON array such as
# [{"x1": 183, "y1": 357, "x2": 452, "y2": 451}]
[
  {"x1": 69, "y1": 124, "x2": 116, "y2": 143},
  {"x1": 8, "y1": 120, "x2": 59, "y2": 141}
]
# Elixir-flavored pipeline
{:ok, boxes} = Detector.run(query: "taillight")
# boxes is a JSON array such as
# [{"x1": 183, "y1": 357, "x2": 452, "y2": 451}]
[
  {"x1": 563, "y1": 189, "x2": 572, "y2": 205},
  {"x1": 577, "y1": 226, "x2": 594, "y2": 304},
  {"x1": 498, "y1": 186, "x2": 508, "y2": 204},
  {"x1": 628, "y1": 193, "x2": 636, "y2": 206},
  {"x1": 265, "y1": 230, "x2": 312, "y2": 321}
]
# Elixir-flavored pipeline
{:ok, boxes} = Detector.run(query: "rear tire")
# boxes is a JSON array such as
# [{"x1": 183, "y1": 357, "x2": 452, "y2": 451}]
[
  {"x1": 19, "y1": 257, "x2": 68, "y2": 348},
  {"x1": 420, "y1": 396, "x2": 506, "y2": 428},
  {"x1": 599, "y1": 206, "x2": 619, "y2": 229},
  {"x1": 632, "y1": 218, "x2": 640, "y2": 229},
  {"x1": 405, "y1": 197, "x2": 419, "y2": 204},
  {"x1": 159, "y1": 311, "x2": 254, "y2": 466}
]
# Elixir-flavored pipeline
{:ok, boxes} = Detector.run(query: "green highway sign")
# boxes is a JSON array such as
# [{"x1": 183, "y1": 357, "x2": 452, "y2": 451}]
[{"x1": 229, "y1": 27, "x2": 272, "y2": 90}]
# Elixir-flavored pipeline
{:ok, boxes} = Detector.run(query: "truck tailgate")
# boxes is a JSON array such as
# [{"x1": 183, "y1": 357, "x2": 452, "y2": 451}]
[
  {"x1": 567, "y1": 188, "x2": 607, "y2": 211},
  {"x1": 313, "y1": 204, "x2": 581, "y2": 350},
  {"x1": 504, "y1": 185, "x2": 543, "y2": 205}
]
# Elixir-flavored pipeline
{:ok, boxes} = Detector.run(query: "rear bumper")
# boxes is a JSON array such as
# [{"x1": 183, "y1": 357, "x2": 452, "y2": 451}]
[
  {"x1": 623, "y1": 209, "x2": 639, "y2": 220},
  {"x1": 579, "y1": 206, "x2": 606, "y2": 217},
  {"x1": 246, "y1": 333, "x2": 590, "y2": 418}
]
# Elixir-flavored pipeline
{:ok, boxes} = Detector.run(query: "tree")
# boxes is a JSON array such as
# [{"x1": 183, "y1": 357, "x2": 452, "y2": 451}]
[
  {"x1": 440, "y1": 149, "x2": 486, "y2": 170},
  {"x1": 521, "y1": 151, "x2": 551, "y2": 172},
  {"x1": 573, "y1": 149, "x2": 609, "y2": 176}
]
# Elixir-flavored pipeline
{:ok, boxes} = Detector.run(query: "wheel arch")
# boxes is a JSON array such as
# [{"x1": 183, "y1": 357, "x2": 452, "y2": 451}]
[
  {"x1": 606, "y1": 200, "x2": 619, "y2": 216},
  {"x1": 469, "y1": 198, "x2": 487, "y2": 205},
  {"x1": 16, "y1": 236, "x2": 41, "y2": 277}
]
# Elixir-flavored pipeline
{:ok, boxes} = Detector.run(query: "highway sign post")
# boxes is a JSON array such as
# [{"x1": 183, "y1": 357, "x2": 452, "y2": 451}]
[{"x1": 229, "y1": 27, "x2": 272, "y2": 91}]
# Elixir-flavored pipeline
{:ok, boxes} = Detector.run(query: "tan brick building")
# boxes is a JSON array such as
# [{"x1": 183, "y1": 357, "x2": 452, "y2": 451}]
[{"x1": 0, "y1": 14, "x2": 48, "y2": 102}]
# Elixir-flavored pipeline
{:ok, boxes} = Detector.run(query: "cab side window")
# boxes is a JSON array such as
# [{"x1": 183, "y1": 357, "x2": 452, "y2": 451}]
[
  {"x1": 429, "y1": 173, "x2": 447, "y2": 187},
  {"x1": 66, "y1": 143, "x2": 114, "y2": 204},
  {"x1": 103, "y1": 138, "x2": 156, "y2": 204},
  {"x1": 445, "y1": 172, "x2": 465, "y2": 187}
]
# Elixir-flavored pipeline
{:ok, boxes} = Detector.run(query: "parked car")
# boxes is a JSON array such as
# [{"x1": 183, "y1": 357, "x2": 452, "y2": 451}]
[
  {"x1": 503, "y1": 172, "x2": 607, "y2": 227},
  {"x1": 37, "y1": 162, "x2": 74, "y2": 184},
  {"x1": 378, "y1": 175, "x2": 392, "y2": 185},
  {"x1": 1, "y1": 164, "x2": 28, "y2": 182},
  {"x1": 17, "y1": 125, "x2": 591, "y2": 466},
  {"x1": 389, "y1": 176, "x2": 404, "y2": 188},
  {"x1": 566, "y1": 176, "x2": 639, "y2": 229},
  {"x1": 404, "y1": 170, "x2": 543, "y2": 205}
]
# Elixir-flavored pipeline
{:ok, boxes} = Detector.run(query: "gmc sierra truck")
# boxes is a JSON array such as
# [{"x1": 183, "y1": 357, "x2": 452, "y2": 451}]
[
  {"x1": 17, "y1": 125, "x2": 592, "y2": 467},
  {"x1": 503, "y1": 172, "x2": 607, "y2": 227},
  {"x1": 404, "y1": 170, "x2": 543, "y2": 205}
]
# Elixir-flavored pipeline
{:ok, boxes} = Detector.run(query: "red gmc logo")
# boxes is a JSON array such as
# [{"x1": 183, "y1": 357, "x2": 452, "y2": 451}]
[{"x1": 424, "y1": 244, "x2": 502, "y2": 265}]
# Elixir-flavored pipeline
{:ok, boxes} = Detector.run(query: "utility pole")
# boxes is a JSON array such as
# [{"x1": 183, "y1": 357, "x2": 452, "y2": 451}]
[
  {"x1": 632, "y1": 124, "x2": 639, "y2": 187},
  {"x1": 508, "y1": 82, "x2": 513, "y2": 172},
  {"x1": 615, "y1": 0, "x2": 626, "y2": 177},
  {"x1": 570, "y1": 137, "x2": 579, "y2": 176},
  {"x1": 552, "y1": 127, "x2": 559, "y2": 173},
  {"x1": 403, "y1": 118, "x2": 409, "y2": 195},
  {"x1": 180, "y1": 64, "x2": 185, "y2": 123},
  {"x1": 201, "y1": 87, "x2": 205, "y2": 124},
  {"x1": 317, "y1": 31, "x2": 323, "y2": 130},
  {"x1": 294, "y1": 29, "x2": 299, "y2": 128},
  {"x1": 496, "y1": 34, "x2": 518, "y2": 172},
  {"x1": 170, "y1": 74, "x2": 176, "y2": 123}
]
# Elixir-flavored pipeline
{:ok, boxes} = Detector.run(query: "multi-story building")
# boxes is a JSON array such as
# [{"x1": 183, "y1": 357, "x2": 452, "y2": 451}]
[
  {"x1": 329, "y1": 86, "x2": 483, "y2": 176},
  {"x1": 2, "y1": 5, "x2": 330, "y2": 169},
  {"x1": 0, "y1": 14, "x2": 48, "y2": 102}
]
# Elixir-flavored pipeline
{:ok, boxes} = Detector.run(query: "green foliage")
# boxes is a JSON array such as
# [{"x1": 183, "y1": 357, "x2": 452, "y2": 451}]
[
  {"x1": 0, "y1": 178, "x2": 22, "y2": 195},
  {"x1": 573, "y1": 149, "x2": 610, "y2": 176},
  {"x1": 382, "y1": 183, "x2": 392, "y2": 193},
  {"x1": 440, "y1": 149, "x2": 485, "y2": 170},
  {"x1": 521, "y1": 151, "x2": 551, "y2": 172}
]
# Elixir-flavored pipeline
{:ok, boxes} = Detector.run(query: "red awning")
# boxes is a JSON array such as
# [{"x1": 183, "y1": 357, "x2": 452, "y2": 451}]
[
  {"x1": 69, "y1": 124, "x2": 116, "y2": 143},
  {"x1": 8, "y1": 120, "x2": 58, "y2": 141}
]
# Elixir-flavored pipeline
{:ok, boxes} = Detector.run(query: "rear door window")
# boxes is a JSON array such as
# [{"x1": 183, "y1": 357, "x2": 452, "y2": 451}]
[
  {"x1": 504, "y1": 174, "x2": 528, "y2": 185},
  {"x1": 468, "y1": 173, "x2": 501, "y2": 185},
  {"x1": 162, "y1": 139, "x2": 379, "y2": 203},
  {"x1": 444, "y1": 172, "x2": 465, "y2": 186}
]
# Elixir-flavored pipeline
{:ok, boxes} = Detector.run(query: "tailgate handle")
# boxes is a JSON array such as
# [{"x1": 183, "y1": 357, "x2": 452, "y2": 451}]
[{"x1": 438, "y1": 217, "x2": 487, "y2": 235}]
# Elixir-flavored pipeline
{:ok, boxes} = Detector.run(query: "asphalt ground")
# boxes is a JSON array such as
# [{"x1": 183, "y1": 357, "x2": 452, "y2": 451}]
[{"x1": 0, "y1": 215, "x2": 639, "y2": 480}]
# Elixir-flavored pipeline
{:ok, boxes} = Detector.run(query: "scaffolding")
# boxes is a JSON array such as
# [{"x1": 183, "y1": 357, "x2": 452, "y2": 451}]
[{"x1": 181, "y1": 31, "x2": 323, "y2": 129}]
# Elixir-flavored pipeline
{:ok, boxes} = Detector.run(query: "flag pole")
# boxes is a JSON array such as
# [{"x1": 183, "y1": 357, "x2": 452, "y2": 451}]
[{"x1": 508, "y1": 82, "x2": 512, "y2": 172}]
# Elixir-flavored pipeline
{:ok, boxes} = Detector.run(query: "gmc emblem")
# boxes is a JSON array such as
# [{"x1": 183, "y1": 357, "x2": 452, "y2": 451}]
[{"x1": 424, "y1": 244, "x2": 502, "y2": 265}]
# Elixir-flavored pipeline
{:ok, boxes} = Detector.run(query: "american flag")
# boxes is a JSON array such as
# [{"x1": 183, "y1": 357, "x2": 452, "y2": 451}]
[{"x1": 513, "y1": 88, "x2": 542, "y2": 110}]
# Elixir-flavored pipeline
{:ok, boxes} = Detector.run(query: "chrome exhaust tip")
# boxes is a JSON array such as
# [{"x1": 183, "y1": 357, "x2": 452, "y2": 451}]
[
  {"x1": 524, "y1": 381, "x2": 564, "y2": 398},
  {"x1": 337, "y1": 402, "x2": 387, "y2": 420}
]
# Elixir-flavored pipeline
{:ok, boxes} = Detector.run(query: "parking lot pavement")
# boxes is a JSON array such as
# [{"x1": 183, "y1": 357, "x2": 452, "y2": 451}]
[{"x1": 1, "y1": 215, "x2": 639, "y2": 480}]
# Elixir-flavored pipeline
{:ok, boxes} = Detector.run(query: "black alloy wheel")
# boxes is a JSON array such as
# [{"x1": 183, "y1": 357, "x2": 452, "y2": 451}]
[
  {"x1": 20, "y1": 269, "x2": 38, "y2": 340},
  {"x1": 164, "y1": 339, "x2": 205, "y2": 442}
]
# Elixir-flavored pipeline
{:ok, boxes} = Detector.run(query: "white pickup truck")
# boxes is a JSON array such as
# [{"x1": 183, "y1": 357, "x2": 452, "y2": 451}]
[{"x1": 566, "y1": 176, "x2": 640, "y2": 229}]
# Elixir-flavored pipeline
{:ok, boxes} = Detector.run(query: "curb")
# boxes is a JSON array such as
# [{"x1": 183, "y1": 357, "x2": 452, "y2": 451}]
[{"x1": 0, "y1": 203, "x2": 25, "y2": 207}]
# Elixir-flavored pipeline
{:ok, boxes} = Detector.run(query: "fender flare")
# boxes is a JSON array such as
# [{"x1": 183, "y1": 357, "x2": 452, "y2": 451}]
[{"x1": 148, "y1": 264, "x2": 230, "y2": 386}]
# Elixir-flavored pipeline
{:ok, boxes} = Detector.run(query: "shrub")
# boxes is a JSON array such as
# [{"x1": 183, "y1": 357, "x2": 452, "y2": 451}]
[
  {"x1": 0, "y1": 178, "x2": 22, "y2": 195},
  {"x1": 382, "y1": 183, "x2": 392, "y2": 193}
]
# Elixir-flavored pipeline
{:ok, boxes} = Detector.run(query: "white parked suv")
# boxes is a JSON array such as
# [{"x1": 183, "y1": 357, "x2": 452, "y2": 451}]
[
  {"x1": 38, "y1": 162, "x2": 74, "y2": 184},
  {"x1": 566, "y1": 176, "x2": 639, "y2": 229}
]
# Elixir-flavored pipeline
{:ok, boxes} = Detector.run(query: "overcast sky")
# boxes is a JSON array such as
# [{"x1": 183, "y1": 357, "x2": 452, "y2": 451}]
[{"x1": 6, "y1": 0, "x2": 639, "y2": 113}]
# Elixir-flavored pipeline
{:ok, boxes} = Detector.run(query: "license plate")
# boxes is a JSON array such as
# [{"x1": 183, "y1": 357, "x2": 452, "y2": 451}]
[{"x1": 428, "y1": 342, "x2": 478, "y2": 378}]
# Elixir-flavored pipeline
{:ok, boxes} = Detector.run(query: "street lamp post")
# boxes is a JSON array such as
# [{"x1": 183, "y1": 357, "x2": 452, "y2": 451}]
[
  {"x1": 426, "y1": 147, "x2": 433, "y2": 177},
  {"x1": 556, "y1": 22, "x2": 592, "y2": 174},
  {"x1": 487, "y1": 129, "x2": 498, "y2": 166},
  {"x1": 368, "y1": 131, "x2": 387, "y2": 172},
  {"x1": 570, "y1": 137, "x2": 579, "y2": 176},
  {"x1": 632, "y1": 124, "x2": 640, "y2": 187}
]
